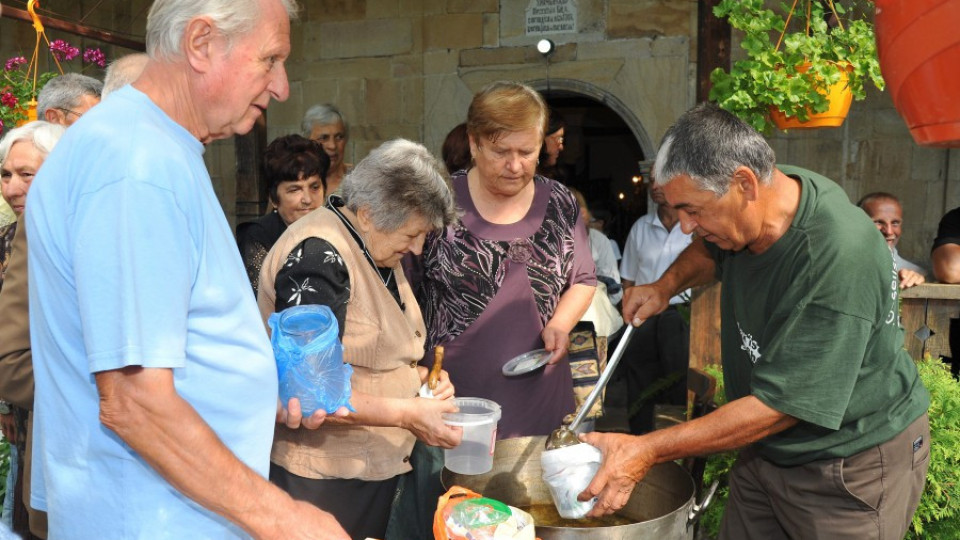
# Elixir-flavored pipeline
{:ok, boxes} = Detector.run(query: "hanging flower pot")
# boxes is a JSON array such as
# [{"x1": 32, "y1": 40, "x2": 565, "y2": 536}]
[
  {"x1": 708, "y1": 0, "x2": 883, "y2": 133},
  {"x1": 769, "y1": 62, "x2": 854, "y2": 129},
  {"x1": 15, "y1": 99, "x2": 38, "y2": 127},
  {"x1": 874, "y1": 0, "x2": 960, "y2": 147}
]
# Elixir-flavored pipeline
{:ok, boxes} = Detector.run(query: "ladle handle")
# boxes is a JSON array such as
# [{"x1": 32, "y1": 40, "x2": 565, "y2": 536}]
[{"x1": 567, "y1": 323, "x2": 637, "y2": 433}]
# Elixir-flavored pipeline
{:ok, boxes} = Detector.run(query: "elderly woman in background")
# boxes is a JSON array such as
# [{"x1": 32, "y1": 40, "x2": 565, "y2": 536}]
[
  {"x1": 418, "y1": 81, "x2": 596, "y2": 438},
  {"x1": 0, "y1": 122, "x2": 65, "y2": 282},
  {"x1": 237, "y1": 134, "x2": 329, "y2": 295},
  {"x1": 0, "y1": 120, "x2": 65, "y2": 536},
  {"x1": 257, "y1": 138, "x2": 462, "y2": 540},
  {"x1": 302, "y1": 103, "x2": 351, "y2": 194}
]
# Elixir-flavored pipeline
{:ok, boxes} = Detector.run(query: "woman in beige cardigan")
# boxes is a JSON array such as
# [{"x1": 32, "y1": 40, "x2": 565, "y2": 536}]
[{"x1": 257, "y1": 139, "x2": 461, "y2": 540}]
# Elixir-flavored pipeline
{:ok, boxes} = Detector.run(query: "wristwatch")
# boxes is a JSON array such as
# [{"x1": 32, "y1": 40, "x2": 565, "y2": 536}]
[{"x1": 0, "y1": 400, "x2": 11, "y2": 415}]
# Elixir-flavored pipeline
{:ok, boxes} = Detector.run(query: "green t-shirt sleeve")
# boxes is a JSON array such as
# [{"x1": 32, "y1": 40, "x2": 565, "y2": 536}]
[{"x1": 750, "y1": 303, "x2": 873, "y2": 430}]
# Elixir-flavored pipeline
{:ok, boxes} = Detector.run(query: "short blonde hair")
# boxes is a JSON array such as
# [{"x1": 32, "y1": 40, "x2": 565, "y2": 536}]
[{"x1": 466, "y1": 81, "x2": 548, "y2": 145}]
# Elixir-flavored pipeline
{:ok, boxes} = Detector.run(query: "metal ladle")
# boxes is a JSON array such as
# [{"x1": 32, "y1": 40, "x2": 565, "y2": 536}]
[{"x1": 545, "y1": 323, "x2": 637, "y2": 450}]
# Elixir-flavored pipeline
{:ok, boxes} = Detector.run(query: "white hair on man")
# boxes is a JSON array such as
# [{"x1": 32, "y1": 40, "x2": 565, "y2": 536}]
[
  {"x1": 146, "y1": 0, "x2": 299, "y2": 61},
  {"x1": 101, "y1": 53, "x2": 150, "y2": 97}
]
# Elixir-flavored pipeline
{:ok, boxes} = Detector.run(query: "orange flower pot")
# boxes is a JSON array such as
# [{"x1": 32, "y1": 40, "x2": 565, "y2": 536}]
[
  {"x1": 875, "y1": 0, "x2": 960, "y2": 147},
  {"x1": 15, "y1": 100, "x2": 38, "y2": 127},
  {"x1": 769, "y1": 63, "x2": 854, "y2": 130}
]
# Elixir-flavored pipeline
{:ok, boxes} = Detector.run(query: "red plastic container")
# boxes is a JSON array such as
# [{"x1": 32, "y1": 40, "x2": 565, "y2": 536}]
[{"x1": 874, "y1": 0, "x2": 960, "y2": 147}]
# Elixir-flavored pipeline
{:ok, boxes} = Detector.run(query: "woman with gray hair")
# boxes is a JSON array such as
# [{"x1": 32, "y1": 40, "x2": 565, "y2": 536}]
[
  {"x1": 0, "y1": 120, "x2": 65, "y2": 536},
  {"x1": 256, "y1": 138, "x2": 462, "y2": 540},
  {"x1": 0, "y1": 121, "x2": 66, "y2": 282},
  {"x1": 302, "y1": 103, "x2": 351, "y2": 194}
]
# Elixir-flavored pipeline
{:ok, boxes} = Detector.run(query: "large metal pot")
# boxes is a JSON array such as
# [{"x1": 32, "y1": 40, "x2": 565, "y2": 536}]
[{"x1": 442, "y1": 436, "x2": 714, "y2": 540}]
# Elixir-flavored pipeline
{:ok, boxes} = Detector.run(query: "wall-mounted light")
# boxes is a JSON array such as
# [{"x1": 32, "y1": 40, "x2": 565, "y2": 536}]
[
  {"x1": 632, "y1": 175, "x2": 641, "y2": 184},
  {"x1": 618, "y1": 192, "x2": 625, "y2": 200},
  {"x1": 537, "y1": 39, "x2": 555, "y2": 57}
]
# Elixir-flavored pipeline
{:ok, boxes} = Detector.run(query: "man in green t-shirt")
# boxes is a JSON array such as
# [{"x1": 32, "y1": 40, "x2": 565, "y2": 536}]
[{"x1": 580, "y1": 103, "x2": 930, "y2": 539}]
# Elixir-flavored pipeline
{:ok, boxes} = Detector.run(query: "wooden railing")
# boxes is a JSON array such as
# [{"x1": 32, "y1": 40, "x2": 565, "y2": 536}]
[
  {"x1": 900, "y1": 283, "x2": 960, "y2": 361},
  {"x1": 689, "y1": 282, "x2": 960, "y2": 367}
]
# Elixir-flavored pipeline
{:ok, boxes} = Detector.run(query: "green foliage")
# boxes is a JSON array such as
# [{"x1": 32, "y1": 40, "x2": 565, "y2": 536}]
[
  {"x1": 708, "y1": 0, "x2": 884, "y2": 133},
  {"x1": 698, "y1": 364, "x2": 736, "y2": 537},
  {"x1": 0, "y1": 437, "x2": 9, "y2": 506},
  {"x1": 907, "y1": 355, "x2": 960, "y2": 539},
  {"x1": 699, "y1": 357, "x2": 960, "y2": 539}
]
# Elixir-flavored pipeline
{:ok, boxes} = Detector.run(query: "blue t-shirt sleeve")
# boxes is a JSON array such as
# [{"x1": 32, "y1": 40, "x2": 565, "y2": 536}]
[{"x1": 73, "y1": 180, "x2": 194, "y2": 373}]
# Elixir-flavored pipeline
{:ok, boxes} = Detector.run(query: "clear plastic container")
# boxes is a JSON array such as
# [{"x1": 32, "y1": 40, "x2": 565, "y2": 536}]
[
  {"x1": 540, "y1": 442, "x2": 603, "y2": 519},
  {"x1": 442, "y1": 397, "x2": 501, "y2": 475}
]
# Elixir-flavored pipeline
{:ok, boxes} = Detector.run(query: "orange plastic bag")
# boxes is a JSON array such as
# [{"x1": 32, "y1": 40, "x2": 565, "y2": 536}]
[
  {"x1": 434, "y1": 486, "x2": 480, "y2": 540},
  {"x1": 433, "y1": 486, "x2": 539, "y2": 540}
]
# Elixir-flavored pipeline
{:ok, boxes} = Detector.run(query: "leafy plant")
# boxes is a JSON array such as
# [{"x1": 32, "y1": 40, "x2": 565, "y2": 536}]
[
  {"x1": 0, "y1": 437, "x2": 9, "y2": 508},
  {"x1": 1, "y1": 40, "x2": 106, "y2": 136},
  {"x1": 708, "y1": 0, "x2": 885, "y2": 132},
  {"x1": 698, "y1": 364, "x2": 736, "y2": 537},
  {"x1": 699, "y1": 356, "x2": 960, "y2": 538},
  {"x1": 908, "y1": 355, "x2": 960, "y2": 539}
]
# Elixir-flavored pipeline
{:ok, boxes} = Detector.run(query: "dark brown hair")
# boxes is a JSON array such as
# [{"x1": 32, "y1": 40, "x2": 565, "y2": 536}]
[{"x1": 262, "y1": 134, "x2": 330, "y2": 204}]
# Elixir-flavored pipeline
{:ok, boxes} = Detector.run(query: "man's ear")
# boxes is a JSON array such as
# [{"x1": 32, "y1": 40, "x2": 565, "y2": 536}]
[
  {"x1": 182, "y1": 16, "x2": 219, "y2": 72},
  {"x1": 43, "y1": 108, "x2": 62, "y2": 124},
  {"x1": 733, "y1": 166, "x2": 760, "y2": 202}
]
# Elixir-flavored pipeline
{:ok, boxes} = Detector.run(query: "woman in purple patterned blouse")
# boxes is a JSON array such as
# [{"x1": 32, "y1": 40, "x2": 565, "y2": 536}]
[{"x1": 416, "y1": 81, "x2": 597, "y2": 439}]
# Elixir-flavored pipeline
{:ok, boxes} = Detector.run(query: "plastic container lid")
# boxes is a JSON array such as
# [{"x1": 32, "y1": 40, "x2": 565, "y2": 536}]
[
  {"x1": 501, "y1": 349, "x2": 552, "y2": 377},
  {"x1": 442, "y1": 397, "x2": 502, "y2": 427}
]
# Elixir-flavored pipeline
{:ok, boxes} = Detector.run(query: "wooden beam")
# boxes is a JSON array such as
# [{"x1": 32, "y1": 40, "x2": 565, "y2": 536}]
[
  {"x1": 235, "y1": 114, "x2": 269, "y2": 225},
  {"x1": 1, "y1": 6, "x2": 145, "y2": 52},
  {"x1": 696, "y1": 0, "x2": 731, "y2": 103}
]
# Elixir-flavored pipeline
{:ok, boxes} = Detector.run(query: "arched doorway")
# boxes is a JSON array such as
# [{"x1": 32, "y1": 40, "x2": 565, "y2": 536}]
[{"x1": 529, "y1": 79, "x2": 653, "y2": 252}]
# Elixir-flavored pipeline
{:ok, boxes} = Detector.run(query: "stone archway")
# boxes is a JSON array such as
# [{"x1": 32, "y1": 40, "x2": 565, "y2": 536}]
[
  {"x1": 528, "y1": 78, "x2": 657, "y2": 159},
  {"x1": 528, "y1": 78, "x2": 653, "y2": 248}
]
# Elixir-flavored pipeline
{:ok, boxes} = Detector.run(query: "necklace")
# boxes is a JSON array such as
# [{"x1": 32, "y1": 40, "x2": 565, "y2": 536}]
[{"x1": 327, "y1": 197, "x2": 395, "y2": 290}]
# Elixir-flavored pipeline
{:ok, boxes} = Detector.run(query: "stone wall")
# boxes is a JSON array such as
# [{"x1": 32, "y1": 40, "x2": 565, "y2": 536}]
[
  {"x1": 4, "y1": 0, "x2": 957, "y2": 262},
  {"x1": 270, "y1": 0, "x2": 698, "y2": 173}
]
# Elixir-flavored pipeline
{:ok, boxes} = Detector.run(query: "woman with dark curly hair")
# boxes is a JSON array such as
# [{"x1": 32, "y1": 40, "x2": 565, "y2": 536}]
[{"x1": 237, "y1": 134, "x2": 329, "y2": 294}]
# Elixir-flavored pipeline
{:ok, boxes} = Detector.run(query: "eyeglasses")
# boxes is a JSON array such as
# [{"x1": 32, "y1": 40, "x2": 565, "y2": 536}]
[
  {"x1": 548, "y1": 134, "x2": 564, "y2": 144},
  {"x1": 57, "y1": 107, "x2": 84, "y2": 119}
]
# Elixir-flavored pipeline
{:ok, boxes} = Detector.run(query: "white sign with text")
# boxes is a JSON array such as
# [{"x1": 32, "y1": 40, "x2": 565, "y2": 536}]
[{"x1": 525, "y1": 0, "x2": 577, "y2": 36}]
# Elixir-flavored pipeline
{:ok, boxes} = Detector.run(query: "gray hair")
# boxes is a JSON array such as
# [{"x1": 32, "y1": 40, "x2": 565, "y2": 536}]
[
  {"x1": 102, "y1": 53, "x2": 150, "y2": 97},
  {"x1": 301, "y1": 103, "x2": 348, "y2": 136},
  {"x1": 340, "y1": 139, "x2": 457, "y2": 232},
  {"x1": 654, "y1": 103, "x2": 775, "y2": 197},
  {"x1": 36, "y1": 73, "x2": 103, "y2": 119},
  {"x1": 146, "y1": 0, "x2": 299, "y2": 61},
  {"x1": 0, "y1": 121, "x2": 67, "y2": 167}
]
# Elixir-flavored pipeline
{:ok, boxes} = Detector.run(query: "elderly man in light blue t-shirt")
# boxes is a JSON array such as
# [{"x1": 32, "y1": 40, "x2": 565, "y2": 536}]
[{"x1": 25, "y1": 1, "x2": 348, "y2": 539}]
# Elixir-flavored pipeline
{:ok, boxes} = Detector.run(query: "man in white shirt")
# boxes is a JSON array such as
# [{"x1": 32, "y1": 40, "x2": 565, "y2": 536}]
[{"x1": 619, "y1": 177, "x2": 694, "y2": 434}]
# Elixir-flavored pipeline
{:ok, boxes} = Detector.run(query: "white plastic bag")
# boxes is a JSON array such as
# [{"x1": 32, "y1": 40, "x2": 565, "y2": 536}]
[{"x1": 540, "y1": 443, "x2": 603, "y2": 519}]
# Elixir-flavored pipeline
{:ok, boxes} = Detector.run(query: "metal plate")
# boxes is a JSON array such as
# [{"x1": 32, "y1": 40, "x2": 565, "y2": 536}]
[{"x1": 502, "y1": 348, "x2": 552, "y2": 376}]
